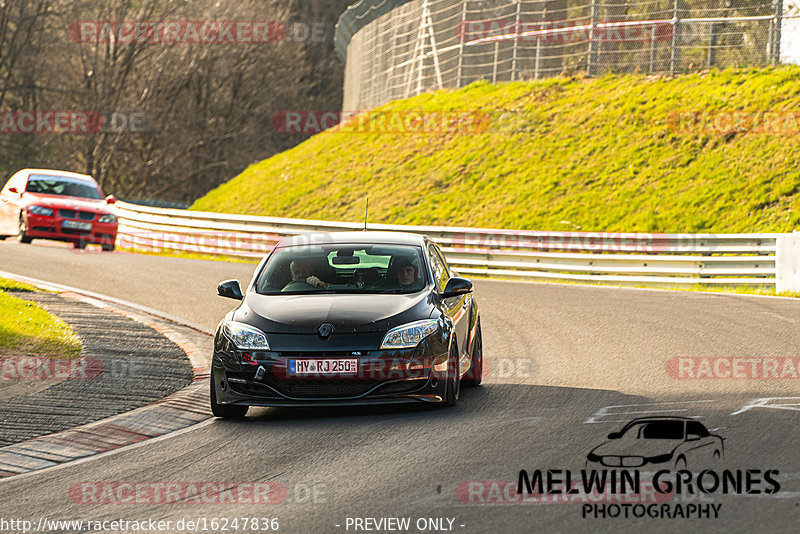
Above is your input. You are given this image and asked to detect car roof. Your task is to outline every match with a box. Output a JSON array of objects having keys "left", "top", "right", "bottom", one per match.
[
  {"left": 19, "top": 169, "right": 97, "bottom": 184},
  {"left": 622, "top": 417, "right": 699, "bottom": 425},
  {"left": 278, "top": 231, "right": 428, "bottom": 247}
]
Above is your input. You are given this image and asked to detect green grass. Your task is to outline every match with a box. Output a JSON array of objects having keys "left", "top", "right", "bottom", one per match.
[
  {"left": 0, "top": 278, "right": 38, "bottom": 292},
  {"left": 0, "top": 278, "right": 81, "bottom": 359},
  {"left": 192, "top": 67, "right": 800, "bottom": 233}
]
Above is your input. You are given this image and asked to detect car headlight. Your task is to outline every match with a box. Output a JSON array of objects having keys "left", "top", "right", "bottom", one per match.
[
  {"left": 97, "top": 214, "right": 117, "bottom": 223},
  {"left": 28, "top": 206, "right": 53, "bottom": 216},
  {"left": 380, "top": 319, "right": 438, "bottom": 349},
  {"left": 222, "top": 321, "right": 270, "bottom": 350},
  {"left": 646, "top": 453, "right": 674, "bottom": 464}
]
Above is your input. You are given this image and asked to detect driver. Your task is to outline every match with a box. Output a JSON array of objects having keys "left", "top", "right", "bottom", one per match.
[
  {"left": 393, "top": 257, "right": 421, "bottom": 290},
  {"left": 282, "top": 259, "right": 329, "bottom": 291}
]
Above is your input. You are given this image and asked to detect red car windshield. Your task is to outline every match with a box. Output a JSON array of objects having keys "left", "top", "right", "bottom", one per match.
[{"left": 26, "top": 175, "right": 102, "bottom": 200}]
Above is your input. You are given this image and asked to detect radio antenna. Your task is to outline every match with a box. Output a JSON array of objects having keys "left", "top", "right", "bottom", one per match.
[{"left": 363, "top": 198, "right": 369, "bottom": 232}]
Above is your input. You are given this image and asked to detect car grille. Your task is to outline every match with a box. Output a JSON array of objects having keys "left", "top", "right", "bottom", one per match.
[
  {"left": 600, "top": 456, "right": 645, "bottom": 468},
  {"left": 59, "top": 210, "right": 95, "bottom": 221},
  {"left": 265, "top": 377, "right": 384, "bottom": 398}
]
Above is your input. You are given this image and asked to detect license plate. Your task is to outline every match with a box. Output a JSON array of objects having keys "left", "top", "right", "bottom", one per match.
[
  {"left": 63, "top": 220, "right": 92, "bottom": 231},
  {"left": 289, "top": 358, "right": 358, "bottom": 377}
]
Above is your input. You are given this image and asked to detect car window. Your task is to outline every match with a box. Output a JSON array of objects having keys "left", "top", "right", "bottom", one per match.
[
  {"left": 687, "top": 421, "right": 710, "bottom": 437},
  {"left": 256, "top": 243, "right": 426, "bottom": 294},
  {"left": 428, "top": 244, "right": 450, "bottom": 292},
  {"left": 638, "top": 421, "right": 685, "bottom": 440},
  {"left": 25, "top": 175, "right": 102, "bottom": 200}
]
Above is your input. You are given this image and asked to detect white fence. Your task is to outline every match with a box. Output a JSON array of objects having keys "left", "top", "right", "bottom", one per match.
[{"left": 114, "top": 201, "right": 799, "bottom": 291}]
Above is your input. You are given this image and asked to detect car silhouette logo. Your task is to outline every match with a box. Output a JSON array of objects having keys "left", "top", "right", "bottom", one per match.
[
  {"left": 586, "top": 417, "right": 724, "bottom": 470},
  {"left": 317, "top": 323, "right": 335, "bottom": 338}
]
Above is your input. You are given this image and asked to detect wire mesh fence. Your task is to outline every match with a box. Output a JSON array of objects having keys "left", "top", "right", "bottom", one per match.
[{"left": 335, "top": 0, "right": 797, "bottom": 110}]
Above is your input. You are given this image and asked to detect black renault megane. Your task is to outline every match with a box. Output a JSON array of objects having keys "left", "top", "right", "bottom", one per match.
[{"left": 211, "top": 231, "right": 483, "bottom": 418}]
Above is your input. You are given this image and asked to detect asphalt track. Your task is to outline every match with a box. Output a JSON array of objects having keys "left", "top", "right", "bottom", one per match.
[{"left": 1, "top": 239, "right": 800, "bottom": 534}]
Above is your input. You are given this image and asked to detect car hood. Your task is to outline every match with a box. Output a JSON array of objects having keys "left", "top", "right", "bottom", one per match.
[
  {"left": 591, "top": 438, "right": 683, "bottom": 458},
  {"left": 236, "top": 291, "right": 434, "bottom": 334},
  {"left": 23, "top": 194, "right": 110, "bottom": 213}
]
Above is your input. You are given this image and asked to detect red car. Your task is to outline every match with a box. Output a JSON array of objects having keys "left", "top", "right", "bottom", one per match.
[{"left": 0, "top": 169, "right": 118, "bottom": 251}]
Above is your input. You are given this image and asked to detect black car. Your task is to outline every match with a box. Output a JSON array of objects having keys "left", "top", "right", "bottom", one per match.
[
  {"left": 211, "top": 231, "right": 483, "bottom": 418},
  {"left": 586, "top": 417, "right": 724, "bottom": 469}
]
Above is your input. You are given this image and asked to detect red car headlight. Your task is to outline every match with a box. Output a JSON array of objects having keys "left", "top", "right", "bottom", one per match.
[{"left": 28, "top": 205, "right": 54, "bottom": 216}]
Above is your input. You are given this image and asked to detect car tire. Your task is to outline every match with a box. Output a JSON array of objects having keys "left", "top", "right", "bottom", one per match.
[
  {"left": 210, "top": 367, "right": 248, "bottom": 419},
  {"left": 72, "top": 240, "right": 87, "bottom": 250},
  {"left": 443, "top": 344, "right": 460, "bottom": 407},
  {"left": 463, "top": 322, "right": 483, "bottom": 387},
  {"left": 17, "top": 214, "right": 32, "bottom": 244},
  {"left": 101, "top": 243, "right": 115, "bottom": 252}
]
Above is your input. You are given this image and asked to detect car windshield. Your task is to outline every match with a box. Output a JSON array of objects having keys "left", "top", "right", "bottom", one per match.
[
  {"left": 624, "top": 421, "right": 685, "bottom": 440},
  {"left": 26, "top": 175, "right": 102, "bottom": 200},
  {"left": 256, "top": 243, "right": 427, "bottom": 295}
]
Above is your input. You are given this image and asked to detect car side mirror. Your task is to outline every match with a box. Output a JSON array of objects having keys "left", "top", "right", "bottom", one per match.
[
  {"left": 441, "top": 277, "right": 473, "bottom": 298},
  {"left": 105, "top": 195, "right": 117, "bottom": 204},
  {"left": 217, "top": 280, "right": 243, "bottom": 300},
  {"left": 687, "top": 433, "right": 701, "bottom": 441},
  {"left": 607, "top": 432, "right": 622, "bottom": 440},
  {"left": 8, "top": 187, "right": 17, "bottom": 194}
]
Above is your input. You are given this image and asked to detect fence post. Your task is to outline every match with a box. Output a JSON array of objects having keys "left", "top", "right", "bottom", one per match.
[
  {"left": 511, "top": 0, "right": 522, "bottom": 80},
  {"left": 707, "top": 22, "right": 718, "bottom": 68},
  {"left": 776, "top": 233, "right": 800, "bottom": 293},
  {"left": 492, "top": 41, "right": 499, "bottom": 82},
  {"left": 587, "top": 0, "right": 599, "bottom": 75},
  {"left": 773, "top": 0, "right": 783, "bottom": 66},
  {"left": 669, "top": 0, "right": 681, "bottom": 75},
  {"left": 456, "top": 0, "right": 467, "bottom": 87},
  {"left": 535, "top": 36, "right": 542, "bottom": 79},
  {"left": 649, "top": 26, "right": 656, "bottom": 73}
]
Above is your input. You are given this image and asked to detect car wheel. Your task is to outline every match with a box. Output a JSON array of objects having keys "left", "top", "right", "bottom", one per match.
[
  {"left": 17, "top": 214, "right": 32, "bottom": 244},
  {"left": 463, "top": 321, "right": 483, "bottom": 387},
  {"left": 72, "top": 240, "right": 87, "bottom": 250},
  {"left": 443, "top": 344, "right": 460, "bottom": 407},
  {"left": 210, "top": 367, "right": 248, "bottom": 419},
  {"left": 101, "top": 243, "right": 115, "bottom": 252}
]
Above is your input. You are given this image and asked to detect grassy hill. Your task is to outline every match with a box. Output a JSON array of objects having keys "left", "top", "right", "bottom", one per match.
[{"left": 191, "top": 68, "right": 800, "bottom": 233}]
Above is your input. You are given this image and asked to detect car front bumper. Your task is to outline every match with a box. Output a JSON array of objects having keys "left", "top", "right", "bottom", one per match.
[{"left": 212, "top": 346, "right": 452, "bottom": 407}]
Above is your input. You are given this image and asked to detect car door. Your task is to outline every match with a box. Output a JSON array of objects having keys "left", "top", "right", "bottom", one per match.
[{"left": 428, "top": 242, "right": 470, "bottom": 375}]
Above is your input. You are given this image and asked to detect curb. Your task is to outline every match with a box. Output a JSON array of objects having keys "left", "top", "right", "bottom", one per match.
[{"left": 0, "top": 274, "right": 214, "bottom": 480}]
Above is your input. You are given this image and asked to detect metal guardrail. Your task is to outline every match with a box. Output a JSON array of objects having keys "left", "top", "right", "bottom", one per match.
[{"left": 114, "top": 201, "right": 784, "bottom": 288}]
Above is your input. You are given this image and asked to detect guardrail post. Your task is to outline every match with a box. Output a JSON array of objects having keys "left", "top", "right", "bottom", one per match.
[{"left": 776, "top": 233, "right": 800, "bottom": 293}]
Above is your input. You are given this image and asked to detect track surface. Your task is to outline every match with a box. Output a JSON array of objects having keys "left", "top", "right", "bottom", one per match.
[{"left": 1, "top": 240, "right": 800, "bottom": 533}]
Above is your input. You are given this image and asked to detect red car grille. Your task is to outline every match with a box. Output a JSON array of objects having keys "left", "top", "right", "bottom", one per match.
[{"left": 58, "top": 209, "right": 95, "bottom": 221}]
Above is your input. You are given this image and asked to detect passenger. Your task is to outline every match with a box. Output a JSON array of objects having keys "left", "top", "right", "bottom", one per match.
[{"left": 282, "top": 259, "right": 329, "bottom": 291}]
